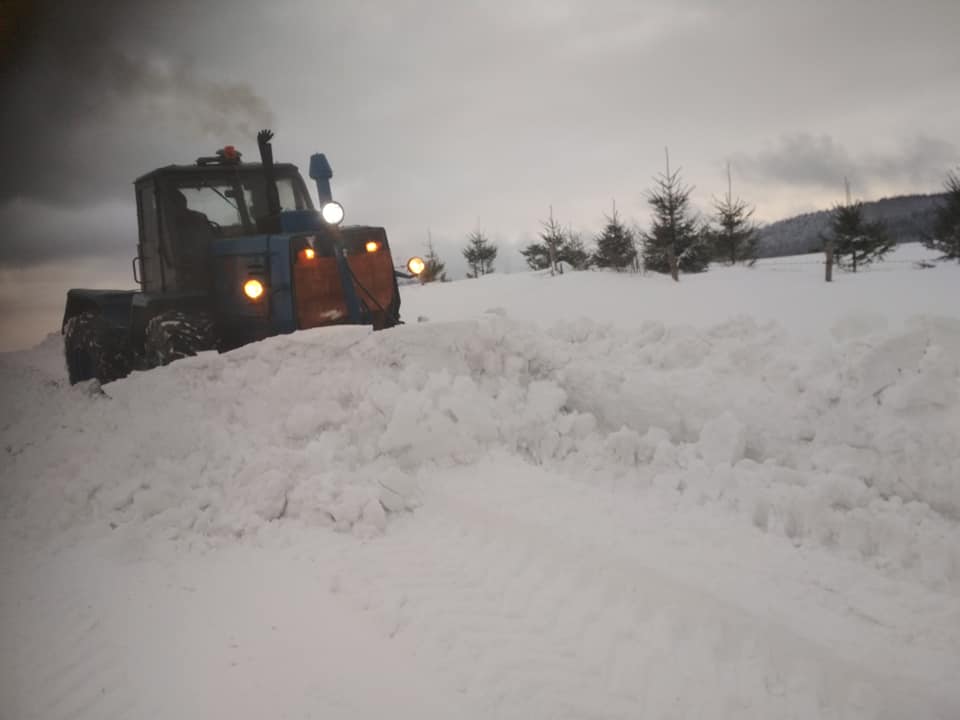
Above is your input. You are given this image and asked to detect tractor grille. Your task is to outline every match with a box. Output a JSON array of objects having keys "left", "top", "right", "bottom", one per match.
[
  {"left": 292, "top": 229, "right": 398, "bottom": 330},
  {"left": 293, "top": 257, "right": 348, "bottom": 328}
]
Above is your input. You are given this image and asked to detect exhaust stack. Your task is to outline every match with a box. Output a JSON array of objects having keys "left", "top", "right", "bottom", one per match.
[{"left": 256, "top": 129, "right": 283, "bottom": 227}]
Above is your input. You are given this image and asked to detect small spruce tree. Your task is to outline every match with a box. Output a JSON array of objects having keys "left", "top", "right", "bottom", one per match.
[
  {"left": 592, "top": 204, "right": 637, "bottom": 270},
  {"left": 520, "top": 240, "right": 551, "bottom": 271},
  {"left": 642, "top": 151, "right": 710, "bottom": 279},
  {"left": 521, "top": 208, "right": 564, "bottom": 272},
  {"left": 462, "top": 231, "right": 497, "bottom": 278},
  {"left": 824, "top": 201, "right": 893, "bottom": 273},
  {"left": 558, "top": 229, "right": 591, "bottom": 270},
  {"left": 925, "top": 170, "right": 960, "bottom": 262},
  {"left": 710, "top": 165, "right": 758, "bottom": 265},
  {"left": 420, "top": 236, "right": 448, "bottom": 283}
]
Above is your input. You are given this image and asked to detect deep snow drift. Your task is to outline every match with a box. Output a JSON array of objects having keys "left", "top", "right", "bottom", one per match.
[{"left": 1, "top": 246, "right": 959, "bottom": 719}]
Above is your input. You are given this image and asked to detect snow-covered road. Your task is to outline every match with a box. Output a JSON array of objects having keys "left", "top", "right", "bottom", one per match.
[{"left": 2, "top": 248, "right": 959, "bottom": 718}]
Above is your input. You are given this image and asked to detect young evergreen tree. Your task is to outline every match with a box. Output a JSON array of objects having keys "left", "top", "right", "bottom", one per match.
[
  {"left": 925, "top": 170, "right": 960, "bottom": 262},
  {"left": 420, "top": 236, "right": 448, "bottom": 283},
  {"left": 592, "top": 204, "right": 637, "bottom": 270},
  {"left": 558, "top": 229, "right": 591, "bottom": 270},
  {"left": 642, "top": 151, "right": 710, "bottom": 279},
  {"left": 519, "top": 240, "right": 551, "bottom": 271},
  {"left": 462, "top": 231, "right": 497, "bottom": 278},
  {"left": 520, "top": 208, "right": 564, "bottom": 272},
  {"left": 710, "top": 165, "right": 758, "bottom": 265},
  {"left": 824, "top": 200, "right": 893, "bottom": 273},
  {"left": 542, "top": 209, "right": 563, "bottom": 274}
]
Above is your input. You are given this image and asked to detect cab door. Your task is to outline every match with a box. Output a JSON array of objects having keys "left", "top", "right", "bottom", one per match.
[{"left": 135, "top": 180, "right": 165, "bottom": 292}]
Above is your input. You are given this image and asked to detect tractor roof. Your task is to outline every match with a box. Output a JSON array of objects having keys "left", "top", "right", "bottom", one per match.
[{"left": 134, "top": 162, "right": 301, "bottom": 185}]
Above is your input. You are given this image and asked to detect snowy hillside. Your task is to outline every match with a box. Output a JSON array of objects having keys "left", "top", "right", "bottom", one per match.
[
  {"left": 757, "top": 193, "right": 945, "bottom": 258},
  {"left": 2, "top": 247, "right": 959, "bottom": 719}
]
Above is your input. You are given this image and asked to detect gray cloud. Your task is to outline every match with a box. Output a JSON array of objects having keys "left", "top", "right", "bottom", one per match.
[
  {"left": 734, "top": 133, "right": 957, "bottom": 195},
  {"left": 0, "top": 0, "right": 273, "bottom": 208},
  {"left": 0, "top": 199, "right": 133, "bottom": 267}
]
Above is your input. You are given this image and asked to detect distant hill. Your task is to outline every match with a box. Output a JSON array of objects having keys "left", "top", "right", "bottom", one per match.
[{"left": 756, "top": 193, "right": 946, "bottom": 258}]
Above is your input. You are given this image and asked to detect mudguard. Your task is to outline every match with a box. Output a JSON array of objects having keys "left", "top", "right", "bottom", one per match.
[{"left": 62, "top": 289, "right": 136, "bottom": 332}]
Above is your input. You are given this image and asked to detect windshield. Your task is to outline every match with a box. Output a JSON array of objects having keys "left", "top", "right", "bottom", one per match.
[{"left": 172, "top": 173, "right": 309, "bottom": 236}]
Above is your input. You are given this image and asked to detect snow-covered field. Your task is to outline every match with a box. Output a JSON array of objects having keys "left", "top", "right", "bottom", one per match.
[{"left": 2, "top": 245, "right": 959, "bottom": 719}]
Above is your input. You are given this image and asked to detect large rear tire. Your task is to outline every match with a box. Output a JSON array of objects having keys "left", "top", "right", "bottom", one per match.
[
  {"left": 63, "top": 312, "right": 132, "bottom": 385},
  {"left": 144, "top": 310, "right": 217, "bottom": 367}
]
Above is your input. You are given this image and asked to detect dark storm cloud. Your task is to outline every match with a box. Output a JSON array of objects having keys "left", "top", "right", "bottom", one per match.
[
  {"left": 0, "top": 198, "right": 133, "bottom": 267},
  {"left": 0, "top": 0, "right": 273, "bottom": 208},
  {"left": 735, "top": 134, "right": 958, "bottom": 193}
]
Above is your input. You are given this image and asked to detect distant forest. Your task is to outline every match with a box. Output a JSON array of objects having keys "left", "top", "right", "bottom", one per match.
[{"left": 756, "top": 193, "right": 946, "bottom": 258}]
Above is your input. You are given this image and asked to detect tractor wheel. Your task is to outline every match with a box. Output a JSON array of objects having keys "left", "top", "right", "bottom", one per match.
[
  {"left": 63, "top": 312, "right": 132, "bottom": 385},
  {"left": 144, "top": 310, "right": 218, "bottom": 367}
]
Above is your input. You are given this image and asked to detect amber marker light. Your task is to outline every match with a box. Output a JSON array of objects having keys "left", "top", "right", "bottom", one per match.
[
  {"left": 243, "top": 279, "right": 265, "bottom": 300},
  {"left": 365, "top": 241, "right": 379, "bottom": 253}
]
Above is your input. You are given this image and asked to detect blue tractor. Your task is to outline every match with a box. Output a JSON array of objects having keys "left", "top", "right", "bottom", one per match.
[{"left": 62, "top": 131, "right": 424, "bottom": 385}]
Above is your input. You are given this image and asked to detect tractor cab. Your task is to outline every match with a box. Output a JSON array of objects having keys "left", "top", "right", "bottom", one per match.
[
  {"left": 133, "top": 149, "right": 314, "bottom": 294},
  {"left": 62, "top": 130, "right": 423, "bottom": 386}
]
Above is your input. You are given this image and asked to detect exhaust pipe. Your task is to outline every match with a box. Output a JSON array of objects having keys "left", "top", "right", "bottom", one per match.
[{"left": 256, "top": 129, "right": 283, "bottom": 229}]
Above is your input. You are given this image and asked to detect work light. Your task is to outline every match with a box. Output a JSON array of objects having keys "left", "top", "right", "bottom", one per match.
[
  {"left": 321, "top": 201, "right": 344, "bottom": 225},
  {"left": 243, "top": 279, "right": 265, "bottom": 300},
  {"left": 407, "top": 256, "right": 425, "bottom": 275}
]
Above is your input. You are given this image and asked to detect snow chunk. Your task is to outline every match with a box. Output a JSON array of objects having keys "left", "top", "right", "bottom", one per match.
[{"left": 697, "top": 412, "right": 747, "bottom": 466}]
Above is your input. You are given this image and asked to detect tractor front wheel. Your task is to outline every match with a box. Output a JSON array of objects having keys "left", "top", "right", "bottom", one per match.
[
  {"left": 63, "top": 312, "right": 132, "bottom": 385},
  {"left": 144, "top": 310, "right": 218, "bottom": 368}
]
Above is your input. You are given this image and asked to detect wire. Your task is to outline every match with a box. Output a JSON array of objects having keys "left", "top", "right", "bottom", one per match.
[{"left": 344, "top": 260, "right": 386, "bottom": 315}]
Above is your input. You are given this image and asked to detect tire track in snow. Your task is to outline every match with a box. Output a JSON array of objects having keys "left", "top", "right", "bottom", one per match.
[
  {"left": 2, "top": 560, "right": 140, "bottom": 720},
  {"left": 334, "top": 463, "right": 957, "bottom": 719}
]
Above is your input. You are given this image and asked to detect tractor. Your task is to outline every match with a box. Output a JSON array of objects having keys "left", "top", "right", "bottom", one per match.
[{"left": 62, "top": 130, "right": 424, "bottom": 385}]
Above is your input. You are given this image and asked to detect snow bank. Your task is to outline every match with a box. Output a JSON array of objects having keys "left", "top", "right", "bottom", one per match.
[
  {"left": 402, "top": 244, "right": 959, "bottom": 338},
  {"left": 2, "top": 308, "right": 958, "bottom": 589},
  {"left": 3, "top": 250, "right": 960, "bottom": 718}
]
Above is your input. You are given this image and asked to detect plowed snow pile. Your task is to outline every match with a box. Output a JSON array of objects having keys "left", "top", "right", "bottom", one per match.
[{"left": 2, "top": 247, "right": 959, "bottom": 719}]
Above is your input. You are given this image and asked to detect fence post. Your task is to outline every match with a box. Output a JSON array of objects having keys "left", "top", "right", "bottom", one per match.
[{"left": 825, "top": 238, "right": 834, "bottom": 282}]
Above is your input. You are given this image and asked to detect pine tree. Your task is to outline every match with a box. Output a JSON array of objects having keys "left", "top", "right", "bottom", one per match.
[
  {"left": 642, "top": 151, "right": 710, "bottom": 279},
  {"left": 420, "top": 236, "right": 448, "bottom": 283},
  {"left": 558, "top": 230, "right": 590, "bottom": 270},
  {"left": 520, "top": 240, "right": 551, "bottom": 271},
  {"left": 521, "top": 207, "right": 567, "bottom": 273},
  {"left": 592, "top": 203, "right": 637, "bottom": 270},
  {"left": 925, "top": 170, "right": 960, "bottom": 262},
  {"left": 824, "top": 200, "right": 893, "bottom": 273},
  {"left": 462, "top": 231, "right": 497, "bottom": 278},
  {"left": 710, "top": 165, "right": 758, "bottom": 265}
]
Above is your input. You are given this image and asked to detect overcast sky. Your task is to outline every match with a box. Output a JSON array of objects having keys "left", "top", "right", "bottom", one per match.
[{"left": 1, "top": 0, "right": 958, "bottom": 350}]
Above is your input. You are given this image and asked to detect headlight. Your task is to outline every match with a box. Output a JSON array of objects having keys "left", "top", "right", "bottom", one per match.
[
  {"left": 243, "top": 278, "right": 265, "bottom": 300},
  {"left": 406, "top": 256, "right": 425, "bottom": 276},
  {"left": 365, "top": 241, "right": 379, "bottom": 253},
  {"left": 321, "top": 201, "right": 344, "bottom": 225}
]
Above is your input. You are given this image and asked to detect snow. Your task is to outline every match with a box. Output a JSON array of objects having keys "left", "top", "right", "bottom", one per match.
[
  {"left": 402, "top": 243, "right": 957, "bottom": 339},
  {"left": 2, "top": 245, "right": 959, "bottom": 718}
]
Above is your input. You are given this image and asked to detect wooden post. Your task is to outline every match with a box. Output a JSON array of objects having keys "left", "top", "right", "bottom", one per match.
[{"left": 825, "top": 237, "right": 834, "bottom": 282}]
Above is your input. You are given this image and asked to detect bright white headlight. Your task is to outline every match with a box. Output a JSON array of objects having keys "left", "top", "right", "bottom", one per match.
[{"left": 321, "top": 201, "right": 344, "bottom": 225}]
